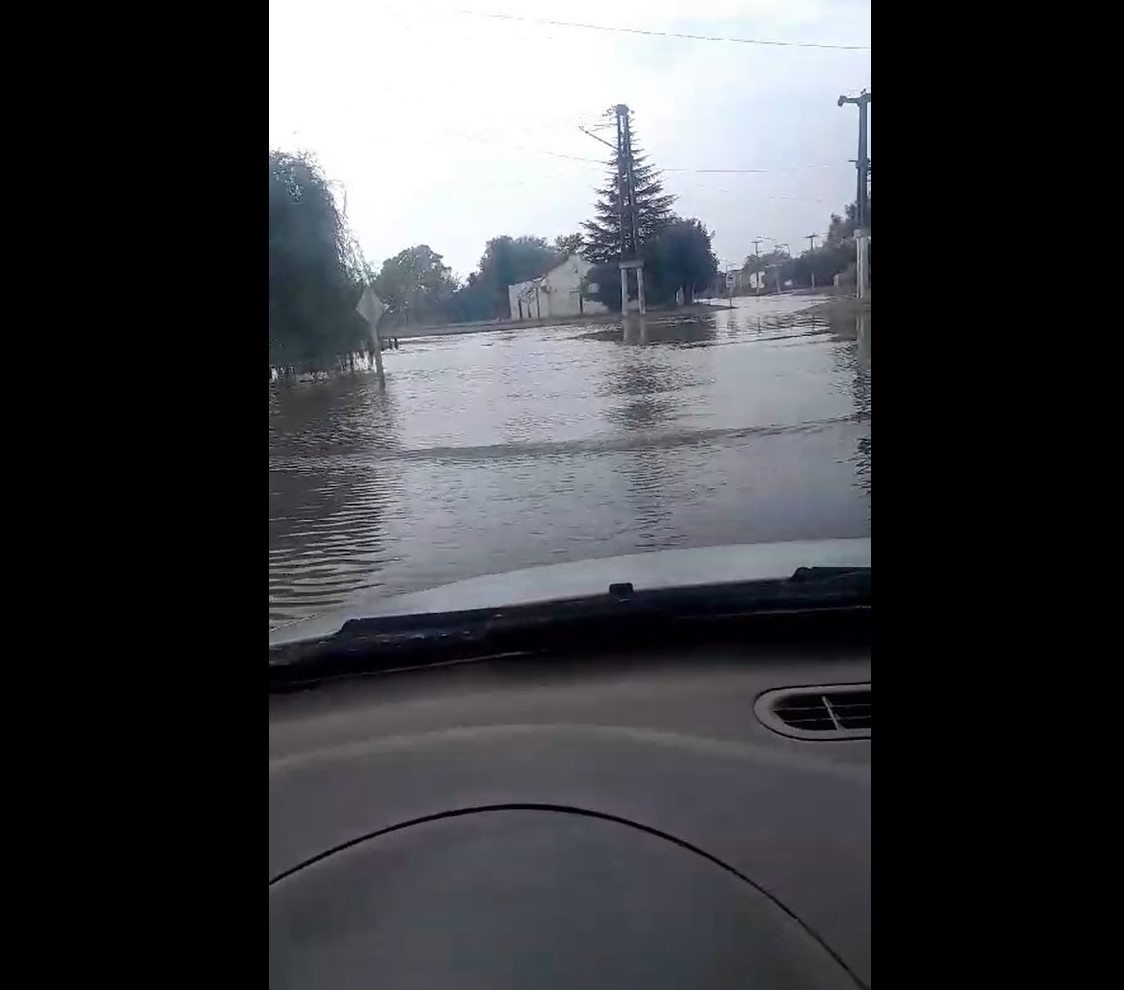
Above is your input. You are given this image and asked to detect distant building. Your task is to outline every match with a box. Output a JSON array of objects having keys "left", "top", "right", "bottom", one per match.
[
  {"left": 706, "top": 268, "right": 764, "bottom": 297},
  {"left": 741, "top": 270, "right": 765, "bottom": 292},
  {"left": 508, "top": 255, "right": 609, "bottom": 321}
]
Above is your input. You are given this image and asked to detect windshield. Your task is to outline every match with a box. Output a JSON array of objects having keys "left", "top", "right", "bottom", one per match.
[{"left": 269, "top": 2, "right": 871, "bottom": 633}]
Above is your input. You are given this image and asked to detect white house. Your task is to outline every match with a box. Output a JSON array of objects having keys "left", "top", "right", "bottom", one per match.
[{"left": 507, "top": 255, "right": 609, "bottom": 321}]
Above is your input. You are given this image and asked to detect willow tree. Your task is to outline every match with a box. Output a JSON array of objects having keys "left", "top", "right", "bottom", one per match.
[{"left": 268, "top": 150, "right": 368, "bottom": 373}]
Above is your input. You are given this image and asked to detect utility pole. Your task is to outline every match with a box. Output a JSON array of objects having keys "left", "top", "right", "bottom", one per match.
[
  {"left": 749, "top": 239, "right": 763, "bottom": 292},
  {"left": 838, "top": 89, "right": 871, "bottom": 300},
  {"left": 806, "top": 233, "right": 818, "bottom": 288},
  {"left": 621, "top": 108, "right": 640, "bottom": 263},
  {"left": 599, "top": 104, "right": 644, "bottom": 316},
  {"left": 614, "top": 107, "right": 627, "bottom": 313},
  {"left": 615, "top": 104, "right": 645, "bottom": 314},
  {"left": 769, "top": 245, "right": 789, "bottom": 294}
]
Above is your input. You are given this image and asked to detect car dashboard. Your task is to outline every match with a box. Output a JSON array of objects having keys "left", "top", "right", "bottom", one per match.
[{"left": 269, "top": 641, "right": 871, "bottom": 989}]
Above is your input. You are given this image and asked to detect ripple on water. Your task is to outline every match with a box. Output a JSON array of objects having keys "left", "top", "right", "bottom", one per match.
[{"left": 269, "top": 300, "right": 870, "bottom": 629}]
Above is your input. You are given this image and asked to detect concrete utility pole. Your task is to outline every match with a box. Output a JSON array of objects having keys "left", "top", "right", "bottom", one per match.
[
  {"left": 581, "top": 110, "right": 643, "bottom": 315},
  {"left": 614, "top": 103, "right": 645, "bottom": 314},
  {"left": 772, "top": 248, "right": 790, "bottom": 293},
  {"left": 581, "top": 105, "right": 647, "bottom": 315},
  {"left": 748, "top": 239, "right": 764, "bottom": 292},
  {"left": 621, "top": 108, "right": 640, "bottom": 262},
  {"left": 614, "top": 107, "right": 628, "bottom": 313},
  {"left": 838, "top": 89, "right": 871, "bottom": 299},
  {"left": 806, "top": 233, "right": 818, "bottom": 288}
]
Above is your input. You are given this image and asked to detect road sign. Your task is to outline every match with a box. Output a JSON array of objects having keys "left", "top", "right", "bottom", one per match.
[
  {"left": 356, "top": 285, "right": 386, "bottom": 388},
  {"left": 356, "top": 286, "right": 386, "bottom": 325}
]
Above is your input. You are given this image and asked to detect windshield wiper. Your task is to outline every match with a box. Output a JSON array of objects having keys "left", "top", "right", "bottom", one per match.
[{"left": 268, "top": 566, "right": 868, "bottom": 689}]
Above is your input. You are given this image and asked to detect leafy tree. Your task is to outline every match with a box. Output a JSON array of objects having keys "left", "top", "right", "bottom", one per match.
[
  {"left": 582, "top": 217, "right": 716, "bottom": 311},
  {"left": 553, "top": 232, "right": 584, "bottom": 257},
  {"left": 479, "top": 235, "right": 562, "bottom": 286},
  {"left": 735, "top": 196, "right": 872, "bottom": 294},
  {"left": 581, "top": 118, "right": 676, "bottom": 264},
  {"left": 446, "top": 271, "right": 494, "bottom": 323},
  {"left": 827, "top": 197, "right": 871, "bottom": 244},
  {"left": 373, "top": 244, "right": 458, "bottom": 325},
  {"left": 471, "top": 235, "right": 564, "bottom": 318},
  {"left": 827, "top": 212, "right": 851, "bottom": 245},
  {"left": 640, "top": 218, "right": 718, "bottom": 305},
  {"left": 268, "top": 150, "right": 368, "bottom": 372},
  {"left": 438, "top": 234, "right": 573, "bottom": 323},
  {"left": 847, "top": 197, "right": 872, "bottom": 232},
  {"left": 742, "top": 251, "right": 790, "bottom": 290}
]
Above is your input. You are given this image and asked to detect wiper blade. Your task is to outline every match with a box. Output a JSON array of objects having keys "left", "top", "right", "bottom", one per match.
[{"left": 268, "top": 566, "right": 869, "bottom": 688}]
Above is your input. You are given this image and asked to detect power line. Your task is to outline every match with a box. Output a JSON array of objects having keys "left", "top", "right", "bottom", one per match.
[
  {"left": 515, "top": 147, "right": 603, "bottom": 165},
  {"left": 453, "top": 9, "right": 871, "bottom": 51},
  {"left": 439, "top": 128, "right": 846, "bottom": 175},
  {"left": 436, "top": 127, "right": 605, "bottom": 165},
  {"left": 662, "top": 164, "right": 836, "bottom": 174}
]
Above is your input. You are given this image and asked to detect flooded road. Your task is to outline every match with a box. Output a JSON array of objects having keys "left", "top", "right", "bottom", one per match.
[{"left": 269, "top": 296, "right": 870, "bottom": 630}]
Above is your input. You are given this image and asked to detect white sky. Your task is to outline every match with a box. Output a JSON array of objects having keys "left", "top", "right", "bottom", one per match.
[{"left": 269, "top": 1, "right": 871, "bottom": 277}]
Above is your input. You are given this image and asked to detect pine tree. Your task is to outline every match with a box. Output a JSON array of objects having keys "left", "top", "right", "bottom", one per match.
[{"left": 581, "top": 125, "right": 676, "bottom": 264}]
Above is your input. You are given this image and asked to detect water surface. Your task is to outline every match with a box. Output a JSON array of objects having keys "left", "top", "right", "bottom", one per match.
[{"left": 269, "top": 296, "right": 870, "bottom": 629}]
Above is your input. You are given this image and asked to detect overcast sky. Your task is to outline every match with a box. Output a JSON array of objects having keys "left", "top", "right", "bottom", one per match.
[{"left": 269, "top": 1, "right": 871, "bottom": 277}]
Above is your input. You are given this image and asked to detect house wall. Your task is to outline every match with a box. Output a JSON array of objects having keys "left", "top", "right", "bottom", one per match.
[
  {"left": 508, "top": 280, "right": 535, "bottom": 320},
  {"left": 507, "top": 255, "right": 609, "bottom": 320}
]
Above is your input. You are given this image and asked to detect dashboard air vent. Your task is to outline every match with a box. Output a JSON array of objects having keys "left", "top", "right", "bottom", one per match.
[{"left": 754, "top": 684, "right": 871, "bottom": 740}]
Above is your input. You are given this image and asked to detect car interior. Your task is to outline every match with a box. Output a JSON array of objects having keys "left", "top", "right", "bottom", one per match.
[{"left": 269, "top": 617, "right": 870, "bottom": 989}]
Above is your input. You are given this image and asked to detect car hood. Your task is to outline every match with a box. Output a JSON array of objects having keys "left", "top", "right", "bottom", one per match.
[{"left": 269, "top": 538, "right": 870, "bottom": 647}]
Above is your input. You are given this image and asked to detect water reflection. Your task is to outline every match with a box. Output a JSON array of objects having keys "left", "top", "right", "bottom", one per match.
[
  {"left": 269, "top": 297, "right": 871, "bottom": 628},
  {"left": 622, "top": 315, "right": 648, "bottom": 346},
  {"left": 269, "top": 375, "right": 405, "bottom": 626},
  {"left": 622, "top": 312, "right": 719, "bottom": 346},
  {"left": 269, "top": 372, "right": 401, "bottom": 457},
  {"left": 581, "top": 312, "right": 721, "bottom": 347},
  {"left": 854, "top": 313, "right": 870, "bottom": 497},
  {"left": 268, "top": 459, "right": 403, "bottom": 626},
  {"left": 821, "top": 310, "right": 871, "bottom": 500},
  {"left": 602, "top": 358, "right": 701, "bottom": 432},
  {"left": 606, "top": 316, "right": 718, "bottom": 548}
]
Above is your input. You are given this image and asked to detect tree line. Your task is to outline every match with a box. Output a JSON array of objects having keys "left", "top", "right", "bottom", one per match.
[
  {"left": 268, "top": 151, "right": 593, "bottom": 372},
  {"left": 738, "top": 198, "right": 872, "bottom": 294},
  {"left": 373, "top": 234, "right": 580, "bottom": 331},
  {"left": 269, "top": 127, "right": 720, "bottom": 373},
  {"left": 368, "top": 124, "right": 718, "bottom": 326}
]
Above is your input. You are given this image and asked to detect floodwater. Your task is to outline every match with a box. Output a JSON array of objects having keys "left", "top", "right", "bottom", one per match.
[{"left": 269, "top": 296, "right": 870, "bottom": 630}]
